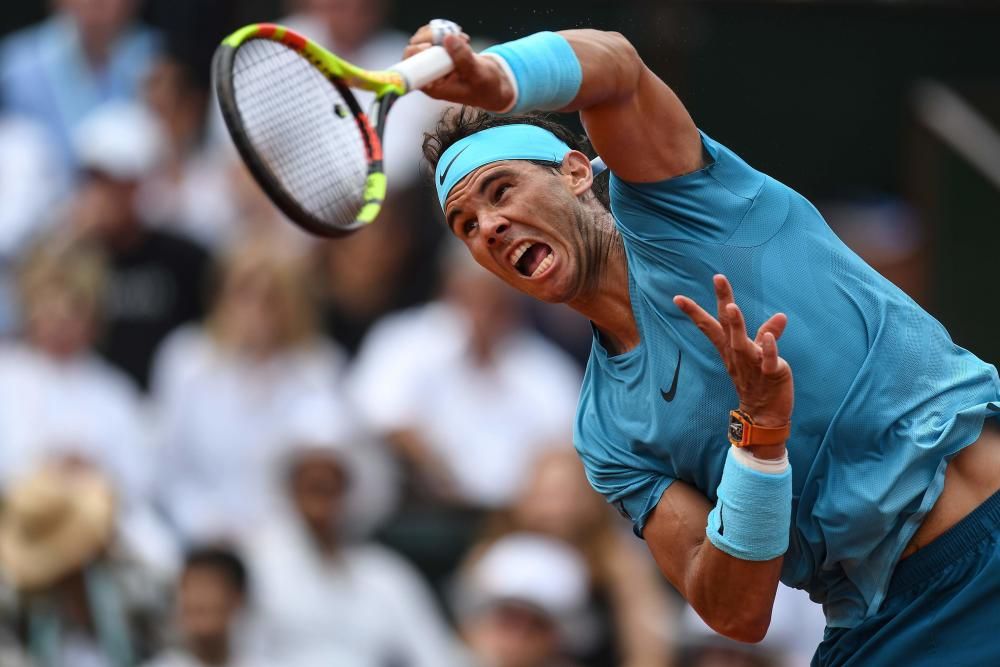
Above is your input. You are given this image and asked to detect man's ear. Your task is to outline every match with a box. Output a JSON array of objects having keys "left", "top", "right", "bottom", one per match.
[{"left": 560, "top": 150, "right": 594, "bottom": 197}]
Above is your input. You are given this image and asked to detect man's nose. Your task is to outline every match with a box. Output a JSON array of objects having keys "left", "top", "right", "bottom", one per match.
[{"left": 482, "top": 214, "right": 509, "bottom": 246}]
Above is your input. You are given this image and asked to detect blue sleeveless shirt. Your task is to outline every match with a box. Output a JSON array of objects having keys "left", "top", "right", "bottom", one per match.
[{"left": 574, "top": 131, "right": 1000, "bottom": 628}]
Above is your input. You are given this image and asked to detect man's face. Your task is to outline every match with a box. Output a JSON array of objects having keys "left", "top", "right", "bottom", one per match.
[
  {"left": 444, "top": 159, "right": 590, "bottom": 304},
  {"left": 177, "top": 567, "right": 241, "bottom": 646}
]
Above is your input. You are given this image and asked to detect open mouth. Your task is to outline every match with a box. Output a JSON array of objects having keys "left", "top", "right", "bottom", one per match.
[{"left": 510, "top": 241, "right": 554, "bottom": 278}]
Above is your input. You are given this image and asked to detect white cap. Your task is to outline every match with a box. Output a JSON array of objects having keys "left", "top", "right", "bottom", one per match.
[
  {"left": 468, "top": 533, "right": 589, "bottom": 620},
  {"left": 72, "top": 102, "right": 165, "bottom": 181},
  {"left": 278, "top": 393, "right": 401, "bottom": 536}
]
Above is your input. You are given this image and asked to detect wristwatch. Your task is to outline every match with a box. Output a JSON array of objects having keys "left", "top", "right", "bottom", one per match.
[{"left": 728, "top": 409, "right": 791, "bottom": 447}]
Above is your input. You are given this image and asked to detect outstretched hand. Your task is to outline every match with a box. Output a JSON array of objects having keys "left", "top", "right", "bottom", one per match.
[
  {"left": 674, "top": 275, "right": 794, "bottom": 431},
  {"left": 402, "top": 26, "right": 515, "bottom": 112}
]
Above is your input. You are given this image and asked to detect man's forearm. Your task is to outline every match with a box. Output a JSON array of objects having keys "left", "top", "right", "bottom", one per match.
[
  {"left": 554, "top": 29, "right": 644, "bottom": 111},
  {"left": 643, "top": 481, "right": 784, "bottom": 643},
  {"left": 687, "top": 540, "right": 784, "bottom": 642}
]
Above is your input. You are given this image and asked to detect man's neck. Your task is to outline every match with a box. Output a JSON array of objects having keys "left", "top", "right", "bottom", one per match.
[{"left": 567, "top": 210, "right": 639, "bottom": 356}]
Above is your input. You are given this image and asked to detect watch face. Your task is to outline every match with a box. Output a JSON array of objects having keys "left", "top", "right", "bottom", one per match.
[{"left": 729, "top": 419, "right": 745, "bottom": 443}]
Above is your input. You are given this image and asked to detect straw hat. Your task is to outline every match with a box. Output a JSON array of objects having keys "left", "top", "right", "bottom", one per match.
[{"left": 0, "top": 465, "right": 116, "bottom": 592}]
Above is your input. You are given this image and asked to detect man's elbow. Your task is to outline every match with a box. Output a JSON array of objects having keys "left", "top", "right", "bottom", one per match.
[
  {"left": 601, "top": 31, "right": 643, "bottom": 87},
  {"left": 701, "top": 607, "right": 772, "bottom": 644}
]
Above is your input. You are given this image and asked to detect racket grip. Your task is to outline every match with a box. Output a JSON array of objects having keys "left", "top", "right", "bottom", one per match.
[{"left": 390, "top": 46, "right": 455, "bottom": 91}]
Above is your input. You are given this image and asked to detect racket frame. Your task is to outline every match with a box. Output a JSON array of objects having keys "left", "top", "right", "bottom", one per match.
[{"left": 213, "top": 23, "right": 409, "bottom": 237}]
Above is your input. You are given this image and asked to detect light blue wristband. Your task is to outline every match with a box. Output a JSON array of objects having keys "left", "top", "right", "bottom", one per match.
[
  {"left": 706, "top": 447, "right": 792, "bottom": 561},
  {"left": 482, "top": 32, "right": 582, "bottom": 114}
]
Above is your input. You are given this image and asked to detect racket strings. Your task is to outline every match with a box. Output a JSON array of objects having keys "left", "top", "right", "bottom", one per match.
[{"left": 232, "top": 39, "right": 369, "bottom": 229}]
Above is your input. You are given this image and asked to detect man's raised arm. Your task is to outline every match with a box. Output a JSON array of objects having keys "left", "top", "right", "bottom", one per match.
[{"left": 404, "top": 27, "right": 702, "bottom": 182}]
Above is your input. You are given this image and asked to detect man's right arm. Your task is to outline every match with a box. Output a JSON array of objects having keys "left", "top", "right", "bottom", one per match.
[
  {"left": 643, "top": 479, "right": 783, "bottom": 643},
  {"left": 650, "top": 274, "right": 794, "bottom": 643}
]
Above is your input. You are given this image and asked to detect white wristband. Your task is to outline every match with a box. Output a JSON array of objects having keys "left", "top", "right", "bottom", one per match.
[
  {"left": 481, "top": 53, "right": 519, "bottom": 113},
  {"left": 730, "top": 445, "right": 789, "bottom": 475}
]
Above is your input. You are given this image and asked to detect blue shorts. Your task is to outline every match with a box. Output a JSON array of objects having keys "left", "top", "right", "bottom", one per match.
[{"left": 812, "top": 488, "right": 1000, "bottom": 666}]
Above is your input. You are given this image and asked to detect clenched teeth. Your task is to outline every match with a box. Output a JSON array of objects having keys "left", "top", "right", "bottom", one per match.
[
  {"left": 531, "top": 251, "right": 554, "bottom": 277},
  {"left": 510, "top": 240, "right": 533, "bottom": 267}
]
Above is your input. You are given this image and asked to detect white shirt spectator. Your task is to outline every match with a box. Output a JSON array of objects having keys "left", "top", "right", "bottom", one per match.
[
  {"left": 244, "top": 514, "right": 464, "bottom": 667},
  {"left": 349, "top": 303, "right": 582, "bottom": 507},
  {"left": 0, "top": 343, "right": 150, "bottom": 502},
  {"left": 151, "top": 326, "right": 348, "bottom": 544}
]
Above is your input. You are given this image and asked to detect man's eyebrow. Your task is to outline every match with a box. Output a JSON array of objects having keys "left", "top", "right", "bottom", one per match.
[
  {"left": 445, "top": 169, "right": 517, "bottom": 231},
  {"left": 478, "top": 169, "right": 515, "bottom": 196},
  {"left": 446, "top": 207, "right": 463, "bottom": 231}
]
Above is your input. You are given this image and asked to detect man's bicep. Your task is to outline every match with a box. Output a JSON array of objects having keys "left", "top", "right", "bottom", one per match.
[
  {"left": 559, "top": 29, "right": 701, "bottom": 183},
  {"left": 581, "top": 67, "right": 701, "bottom": 183},
  {"left": 641, "top": 479, "right": 713, "bottom": 597}
]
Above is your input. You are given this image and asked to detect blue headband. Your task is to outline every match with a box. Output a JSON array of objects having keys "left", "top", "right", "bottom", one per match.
[{"left": 434, "top": 124, "right": 572, "bottom": 208}]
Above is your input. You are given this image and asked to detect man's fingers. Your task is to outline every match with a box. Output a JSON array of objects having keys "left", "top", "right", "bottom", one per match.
[
  {"left": 409, "top": 25, "right": 468, "bottom": 46},
  {"left": 674, "top": 295, "right": 727, "bottom": 353},
  {"left": 402, "top": 43, "right": 431, "bottom": 59},
  {"left": 761, "top": 332, "right": 781, "bottom": 374},
  {"left": 724, "top": 302, "right": 753, "bottom": 351},
  {"left": 713, "top": 274, "right": 735, "bottom": 316},
  {"left": 755, "top": 312, "right": 788, "bottom": 345},
  {"left": 443, "top": 34, "right": 478, "bottom": 73}
]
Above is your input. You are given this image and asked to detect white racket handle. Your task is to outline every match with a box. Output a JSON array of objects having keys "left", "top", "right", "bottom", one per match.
[{"left": 389, "top": 45, "right": 455, "bottom": 91}]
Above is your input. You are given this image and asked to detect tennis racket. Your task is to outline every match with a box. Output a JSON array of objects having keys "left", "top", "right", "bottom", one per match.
[{"left": 212, "top": 21, "right": 460, "bottom": 237}]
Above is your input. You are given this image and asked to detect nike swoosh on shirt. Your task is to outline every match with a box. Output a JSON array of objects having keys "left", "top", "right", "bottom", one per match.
[
  {"left": 438, "top": 145, "right": 470, "bottom": 185},
  {"left": 660, "top": 350, "right": 682, "bottom": 402}
]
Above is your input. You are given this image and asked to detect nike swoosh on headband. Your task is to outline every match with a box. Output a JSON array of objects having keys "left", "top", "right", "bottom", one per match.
[{"left": 439, "top": 145, "right": 470, "bottom": 185}]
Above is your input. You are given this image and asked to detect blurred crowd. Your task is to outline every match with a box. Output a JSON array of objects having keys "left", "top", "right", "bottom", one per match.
[{"left": 0, "top": 1, "right": 827, "bottom": 666}]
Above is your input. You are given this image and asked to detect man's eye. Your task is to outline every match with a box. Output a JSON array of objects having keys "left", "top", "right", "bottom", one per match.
[
  {"left": 463, "top": 219, "right": 478, "bottom": 236},
  {"left": 494, "top": 184, "right": 510, "bottom": 203}
]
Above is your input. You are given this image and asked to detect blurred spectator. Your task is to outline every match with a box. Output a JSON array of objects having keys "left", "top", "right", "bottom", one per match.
[
  {"left": 349, "top": 245, "right": 581, "bottom": 508},
  {"left": 144, "top": 547, "right": 263, "bottom": 667},
  {"left": 0, "top": 237, "right": 151, "bottom": 507},
  {"left": 243, "top": 397, "right": 461, "bottom": 667},
  {"left": 0, "top": 0, "right": 161, "bottom": 177},
  {"left": 0, "top": 113, "right": 67, "bottom": 268},
  {"left": 69, "top": 101, "right": 211, "bottom": 390},
  {"left": 138, "top": 54, "right": 236, "bottom": 249},
  {"left": 454, "top": 533, "right": 589, "bottom": 667},
  {"left": 0, "top": 464, "right": 163, "bottom": 666},
  {"left": 151, "top": 241, "right": 349, "bottom": 545},
  {"left": 472, "top": 450, "right": 675, "bottom": 667},
  {"left": 316, "top": 186, "right": 442, "bottom": 355},
  {"left": 281, "top": 0, "right": 448, "bottom": 189},
  {"left": 679, "top": 584, "right": 826, "bottom": 667}
]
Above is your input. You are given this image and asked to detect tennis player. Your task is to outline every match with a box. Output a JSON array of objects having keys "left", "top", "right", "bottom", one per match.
[{"left": 403, "top": 26, "right": 1000, "bottom": 665}]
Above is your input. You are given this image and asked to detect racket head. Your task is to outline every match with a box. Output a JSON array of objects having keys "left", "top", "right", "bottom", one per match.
[{"left": 212, "top": 24, "right": 401, "bottom": 238}]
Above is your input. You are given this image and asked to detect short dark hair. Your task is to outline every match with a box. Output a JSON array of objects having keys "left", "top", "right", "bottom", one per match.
[
  {"left": 422, "top": 107, "right": 610, "bottom": 210},
  {"left": 183, "top": 546, "right": 248, "bottom": 596}
]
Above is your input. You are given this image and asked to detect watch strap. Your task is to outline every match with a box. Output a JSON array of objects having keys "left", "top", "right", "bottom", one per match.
[{"left": 728, "top": 409, "right": 790, "bottom": 447}]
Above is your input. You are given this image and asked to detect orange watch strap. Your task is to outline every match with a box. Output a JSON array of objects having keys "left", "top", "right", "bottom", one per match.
[{"left": 729, "top": 409, "right": 791, "bottom": 447}]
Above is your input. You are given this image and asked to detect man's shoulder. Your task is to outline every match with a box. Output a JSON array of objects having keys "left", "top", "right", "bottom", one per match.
[{"left": 608, "top": 130, "right": 777, "bottom": 244}]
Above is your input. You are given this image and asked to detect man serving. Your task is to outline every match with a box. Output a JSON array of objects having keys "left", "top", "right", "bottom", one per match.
[{"left": 403, "top": 25, "right": 1000, "bottom": 665}]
